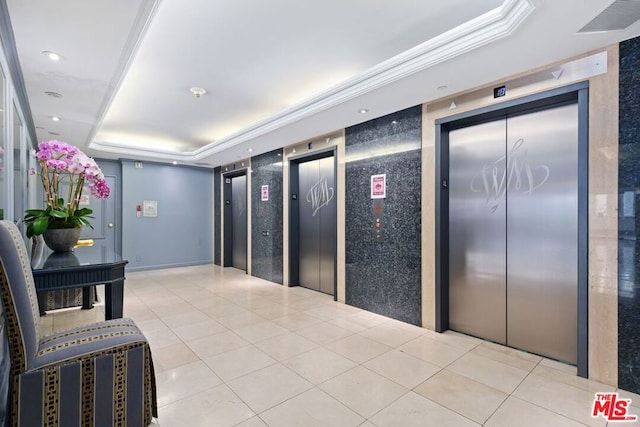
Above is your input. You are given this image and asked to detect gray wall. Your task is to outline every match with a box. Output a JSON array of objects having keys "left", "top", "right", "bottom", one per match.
[
  {"left": 122, "top": 160, "right": 213, "bottom": 271},
  {"left": 345, "top": 105, "right": 422, "bottom": 325},
  {"left": 251, "top": 150, "right": 283, "bottom": 283}
]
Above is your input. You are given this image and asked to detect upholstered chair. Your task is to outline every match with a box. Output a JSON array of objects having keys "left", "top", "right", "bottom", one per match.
[{"left": 0, "top": 221, "right": 157, "bottom": 426}]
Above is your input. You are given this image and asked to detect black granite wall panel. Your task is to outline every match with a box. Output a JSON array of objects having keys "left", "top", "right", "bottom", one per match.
[
  {"left": 619, "top": 36, "right": 640, "bottom": 393},
  {"left": 345, "top": 105, "right": 422, "bottom": 325},
  {"left": 251, "top": 150, "right": 284, "bottom": 284},
  {"left": 214, "top": 166, "right": 221, "bottom": 265}
]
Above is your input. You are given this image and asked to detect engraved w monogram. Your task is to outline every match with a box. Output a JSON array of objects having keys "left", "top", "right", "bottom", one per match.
[
  {"left": 471, "top": 138, "right": 550, "bottom": 213},
  {"left": 306, "top": 176, "right": 334, "bottom": 216}
]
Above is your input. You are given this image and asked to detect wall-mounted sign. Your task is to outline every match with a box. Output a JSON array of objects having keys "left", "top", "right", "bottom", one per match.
[
  {"left": 143, "top": 200, "right": 158, "bottom": 217},
  {"left": 371, "top": 174, "right": 386, "bottom": 199},
  {"left": 79, "top": 187, "right": 90, "bottom": 206},
  {"left": 261, "top": 185, "right": 269, "bottom": 201}
]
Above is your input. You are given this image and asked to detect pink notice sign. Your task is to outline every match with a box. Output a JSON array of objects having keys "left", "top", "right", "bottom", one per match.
[
  {"left": 371, "top": 174, "right": 386, "bottom": 199},
  {"left": 261, "top": 185, "right": 269, "bottom": 201}
]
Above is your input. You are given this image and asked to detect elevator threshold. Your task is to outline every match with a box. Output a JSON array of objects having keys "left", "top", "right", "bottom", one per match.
[{"left": 447, "top": 329, "right": 577, "bottom": 368}]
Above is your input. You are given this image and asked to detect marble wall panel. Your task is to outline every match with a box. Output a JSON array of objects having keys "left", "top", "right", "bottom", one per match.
[
  {"left": 619, "top": 36, "right": 640, "bottom": 393},
  {"left": 345, "top": 106, "right": 422, "bottom": 325},
  {"left": 251, "top": 150, "right": 284, "bottom": 284}
]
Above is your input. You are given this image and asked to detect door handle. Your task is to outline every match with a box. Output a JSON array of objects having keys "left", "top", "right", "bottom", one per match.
[{"left": 108, "top": 223, "right": 114, "bottom": 228}]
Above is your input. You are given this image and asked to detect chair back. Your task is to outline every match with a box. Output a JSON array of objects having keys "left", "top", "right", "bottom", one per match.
[{"left": 0, "top": 221, "right": 41, "bottom": 374}]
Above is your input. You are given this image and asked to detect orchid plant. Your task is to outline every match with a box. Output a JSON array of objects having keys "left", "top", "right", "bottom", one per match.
[{"left": 24, "top": 140, "right": 110, "bottom": 238}]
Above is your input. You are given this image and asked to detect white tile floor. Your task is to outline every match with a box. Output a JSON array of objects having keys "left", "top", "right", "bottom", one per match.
[{"left": 39, "top": 264, "right": 638, "bottom": 426}]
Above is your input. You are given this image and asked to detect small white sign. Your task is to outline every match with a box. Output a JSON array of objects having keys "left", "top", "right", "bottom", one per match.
[
  {"left": 143, "top": 200, "right": 158, "bottom": 217},
  {"left": 261, "top": 185, "right": 269, "bottom": 201},
  {"left": 79, "top": 186, "right": 90, "bottom": 206},
  {"left": 371, "top": 174, "right": 386, "bottom": 199}
]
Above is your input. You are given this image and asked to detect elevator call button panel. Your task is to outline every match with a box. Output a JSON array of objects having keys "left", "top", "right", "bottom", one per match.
[{"left": 373, "top": 200, "right": 384, "bottom": 242}]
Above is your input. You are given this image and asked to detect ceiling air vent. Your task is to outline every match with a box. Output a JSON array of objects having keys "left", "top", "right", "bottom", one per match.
[{"left": 579, "top": 0, "right": 640, "bottom": 32}]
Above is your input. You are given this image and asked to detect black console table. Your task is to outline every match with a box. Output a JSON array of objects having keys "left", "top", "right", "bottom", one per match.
[{"left": 30, "top": 242, "right": 128, "bottom": 320}]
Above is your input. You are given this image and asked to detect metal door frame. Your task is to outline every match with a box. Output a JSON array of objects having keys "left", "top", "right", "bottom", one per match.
[
  {"left": 222, "top": 169, "right": 248, "bottom": 270},
  {"left": 289, "top": 148, "right": 337, "bottom": 300},
  {"left": 435, "top": 82, "right": 589, "bottom": 377}
]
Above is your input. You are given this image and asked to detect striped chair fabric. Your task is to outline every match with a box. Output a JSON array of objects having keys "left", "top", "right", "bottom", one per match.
[{"left": 0, "top": 221, "right": 157, "bottom": 426}]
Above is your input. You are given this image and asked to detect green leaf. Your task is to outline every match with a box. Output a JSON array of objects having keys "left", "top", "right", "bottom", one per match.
[
  {"left": 77, "top": 217, "right": 92, "bottom": 227},
  {"left": 32, "top": 217, "right": 50, "bottom": 235},
  {"left": 26, "top": 223, "right": 34, "bottom": 238},
  {"left": 49, "top": 210, "right": 67, "bottom": 219},
  {"left": 25, "top": 209, "right": 47, "bottom": 217},
  {"left": 75, "top": 208, "right": 93, "bottom": 217},
  {"left": 56, "top": 198, "right": 65, "bottom": 208}
]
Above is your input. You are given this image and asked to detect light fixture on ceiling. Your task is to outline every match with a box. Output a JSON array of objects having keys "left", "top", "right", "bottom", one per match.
[
  {"left": 248, "top": 148, "right": 253, "bottom": 152},
  {"left": 45, "top": 91, "right": 63, "bottom": 98},
  {"left": 437, "top": 85, "right": 448, "bottom": 91},
  {"left": 42, "top": 51, "right": 62, "bottom": 61},
  {"left": 391, "top": 120, "right": 398, "bottom": 125},
  {"left": 189, "top": 87, "right": 206, "bottom": 98},
  {"left": 48, "top": 132, "right": 60, "bottom": 136},
  {"left": 49, "top": 116, "right": 60, "bottom": 121},
  {"left": 172, "top": 161, "right": 178, "bottom": 165},
  {"left": 358, "top": 109, "right": 369, "bottom": 114}
]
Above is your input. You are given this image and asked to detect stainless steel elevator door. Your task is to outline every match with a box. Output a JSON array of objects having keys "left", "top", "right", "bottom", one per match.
[
  {"left": 231, "top": 175, "right": 247, "bottom": 271},
  {"left": 506, "top": 104, "right": 578, "bottom": 364},
  {"left": 448, "top": 101, "right": 579, "bottom": 364},
  {"left": 298, "top": 157, "right": 336, "bottom": 295},
  {"left": 449, "top": 119, "right": 507, "bottom": 345}
]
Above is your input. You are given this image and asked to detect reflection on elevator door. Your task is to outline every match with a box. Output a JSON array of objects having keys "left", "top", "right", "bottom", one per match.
[
  {"left": 231, "top": 175, "right": 247, "bottom": 271},
  {"left": 298, "top": 157, "right": 336, "bottom": 295},
  {"left": 449, "top": 102, "right": 578, "bottom": 364}
]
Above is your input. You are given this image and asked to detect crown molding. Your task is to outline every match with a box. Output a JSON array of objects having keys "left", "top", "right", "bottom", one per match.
[
  {"left": 192, "top": 0, "right": 534, "bottom": 160},
  {"left": 90, "top": 0, "right": 534, "bottom": 163},
  {"left": 85, "top": 0, "right": 162, "bottom": 148},
  {"left": 0, "top": 0, "right": 38, "bottom": 147}
]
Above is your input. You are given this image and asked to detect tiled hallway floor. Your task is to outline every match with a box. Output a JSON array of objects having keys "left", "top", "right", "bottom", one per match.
[{"left": 40, "top": 265, "right": 637, "bottom": 426}]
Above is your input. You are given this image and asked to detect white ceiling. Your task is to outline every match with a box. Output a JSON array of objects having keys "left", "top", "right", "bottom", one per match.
[{"left": 6, "top": 0, "right": 640, "bottom": 167}]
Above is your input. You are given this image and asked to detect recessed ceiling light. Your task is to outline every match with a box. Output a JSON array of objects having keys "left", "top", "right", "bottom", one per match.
[
  {"left": 358, "top": 109, "right": 369, "bottom": 114},
  {"left": 248, "top": 148, "right": 253, "bottom": 152},
  {"left": 49, "top": 116, "right": 60, "bottom": 121},
  {"left": 172, "top": 161, "right": 178, "bottom": 165},
  {"left": 391, "top": 120, "right": 398, "bottom": 125},
  {"left": 48, "top": 132, "right": 60, "bottom": 136},
  {"left": 42, "top": 51, "right": 62, "bottom": 61},
  {"left": 45, "top": 91, "right": 62, "bottom": 98},
  {"left": 437, "top": 85, "right": 448, "bottom": 91},
  {"left": 35, "top": 126, "right": 44, "bottom": 130}
]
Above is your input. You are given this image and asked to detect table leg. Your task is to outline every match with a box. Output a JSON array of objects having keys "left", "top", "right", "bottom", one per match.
[
  {"left": 81, "top": 286, "right": 94, "bottom": 310},
  {"left": 105, "top": 279, "right": 124, "bottom": 320},
  {"left": 37, "top": 292, "right": 46, "bottom": 316}
]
